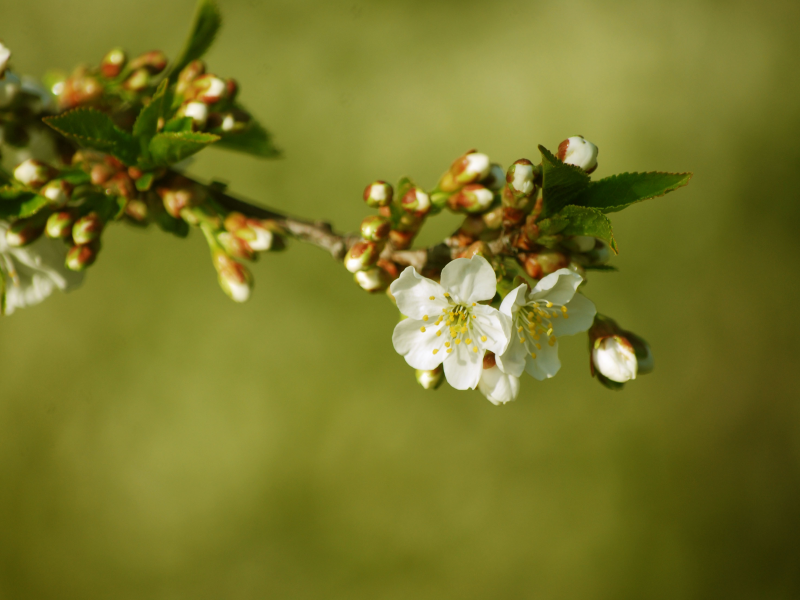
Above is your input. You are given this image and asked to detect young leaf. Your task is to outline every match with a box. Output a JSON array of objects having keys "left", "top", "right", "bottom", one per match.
[
  {"left": 147, "top": 131, "right": 220, "bottom": 167},
  {"left": 0, "top": 187, "right": 49, "bottom": 219},
  {"left": 169, "top": 0, "right": 222, "bottom": 82},
  {"left": 539, "top": 145, "right": 590, "bottom": 218},
  {"left": 215, "top": 121, "right": 280, "bottom": 158},
  {"left": 163, "top": 117, "right": 194, "bottom": 133},
  {"left": 572, "top": 171, "right": 693, "bottom": 214},
  {"left": 557, "top": 205, "right": 618, "bottom": 253},
  {"left": 44, "top": 108, "right": 139, "bottom": 166},
  {"left": 132, "top": 80, "right": 173, "bottom": 146}
]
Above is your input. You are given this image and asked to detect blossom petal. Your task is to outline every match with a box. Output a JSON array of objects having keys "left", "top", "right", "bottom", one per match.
[
  {"left": 530, "top": 268, "right": 582, "bottom": 306},
  {"left": 471, "top": 304, "right": 511, "bottom": 355},
  {"left": 499, "top": 283, "right": 527, "bottom": 317},
  {"left": 524, "top": 338, "right": 561, "bottom": 380},
  {"left": 478, "top": 365, "right": 520, "bottom": 405},
  {"left": 440, "top": 255, "right": 497, "bottom": 303},
  {"left": 390, "top": 266, "right": 448, "bottom": 320},
  {"left": 443, "top": 339, "right": 483, "bottom": 390},
  {"left": 551, "top": 293, "right": 596, "bottom": 337},
  {"left": 496, "top": 329, "right": 528, "bottom": 377},
  {"left": 392, "top": 318, "right": 446, "bottom": 370}
]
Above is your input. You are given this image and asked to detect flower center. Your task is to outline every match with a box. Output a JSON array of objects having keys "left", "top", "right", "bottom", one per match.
[
  {"left": 424, "top": 295, "right": 487, "bottom": 356},
  {"left": 516, "top": 300, "right": 568, "bottom": 358}
]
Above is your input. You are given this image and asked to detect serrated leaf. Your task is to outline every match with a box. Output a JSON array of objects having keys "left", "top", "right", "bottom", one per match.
[
  {"left": 163, "top": 117, "right": 194, "bottom": 133},
  {"left": 539, "top": 145, "right": 590, "bottom": 218},
  {"left": 169, "top": 0, "right": 222, "bottom": 82},
  {"left": 133, "top": 80, "right": 172, "bottom": 148},
  {"left": 147, "top": 131, "right": 219, "bottom": 167},
  {"left": 573, "top": 171, "right": 692, "bottom": 214},
  {"left": 44, "top": 108, "right": 139, "bottom": 166},
  {"left": 557, "top": 205, "right": 618, "bottom": 253},
  {"left": 215, "top": 121, "right": 279, "bottom": 158},
  {"left": 535, "top": 215, "right": 569, "bottom": 235}
]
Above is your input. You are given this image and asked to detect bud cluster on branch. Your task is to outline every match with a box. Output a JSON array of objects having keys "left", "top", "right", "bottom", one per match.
[{"left": 0, "top": 0, "right": 691, "bottom": 404}]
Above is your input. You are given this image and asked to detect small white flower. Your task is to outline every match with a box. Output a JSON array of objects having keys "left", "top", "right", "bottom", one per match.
[
  {"left": 183, "top": 101, "right": 208, "bottom": 128},
  {"left": 391, "top": 255, "right": 511, "bottom": 390},
  {"left": 557, "top": 136, "right": 598, "bottom": 173},
  {"left": 461, "top": 152, "right": 491, "bottom": 181},
  {"left": 497, "top": 268, "right": 596, "bottom": 380},
  {"left": 0, "top": 221, "right": 84, "bottom": 315},
  {"left": 478, "top": 364, "right": 520, "bottom": 405},
  {"left": 593, "top": 336, "right": 637, "bottom": 382}
]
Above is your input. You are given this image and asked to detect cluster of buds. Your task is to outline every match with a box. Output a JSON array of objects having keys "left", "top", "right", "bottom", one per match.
[
  {"left": 174, "top": 60, "right": 247, "bottom": 133},
  {"left": 588, "top": 315, "right": 653, "bottom": 389},
  {"left": 346, "top": 184, "right": 395, "bottom": 292}
]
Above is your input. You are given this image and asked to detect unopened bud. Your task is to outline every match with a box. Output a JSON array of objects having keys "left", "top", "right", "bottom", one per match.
[
  {"left": 449, "top": 183, "right": 494, "bottom": 213},
  {"left": 100, "top": 48, "right": 126, "bottom": 78},
  {"left": 66, "top": 241, "right": 100, "bottom": 271},
  {"left": 518, "top": 250, "right": 569, "bottom": 279},
  {"left": 182, "top": 101, "right": 208, "bottom": 129},
  {"left": 158, "top": 178, "right": 200, "bottom": 218},
  {"left": 190, "top": 74, "right": 227, "bottom": 104},
  {"left": 123, "top": 68, "right": 150, "bottom": 92},
  {"left": 5, "top": 216, "right": 46, "bottom": 247},
  {"left": 106, "top": 172, "right": 135, "bottom": 199},
  {"left": 388, "top": 229, "right": 415, "bottom": 250},
  {"left": 72, "top": 212, "right": 103, "bottom": 245},
  {"left": 482, "top": 206, "right": 503, "bottom": 229},
  {"left": 354, "top": 266, "right": 391, "bottom": 293},
  {"left": 213, "top": 251, "right": 252, "bottom": 303},
  {"left": 415, "top": 366, "right": 444, "bottom": 390},
  {"left": 589, "top": 316, "right": 653, "bottom": 388},
  {"left": 245, "top": 219, "right": 275, "bottom": 251},
  {"left": 41, "top": 180, "right": 71, "bottom": 207},
  {"left": 0, "top": 42, "right": 10, "bottom": 77},
  {"left": 90, "top": 163, "right": 114, "bottom": 185},
  {"left": 360, "top": 215, "right": 391, "bottom": 242},
  {"left": 176, "top": 60, "right": 205, "bottom": 95},
  {"left": 344, "top": 240, "right": 381, "bottom": 273},
  {"left": 129, "top": 50, "right": 168, "bottom": 74},
  {"left": 557, "top": 136, "right": 598, "bottom": 173},
  {"left": 46, "top": 211, "right": 75, "bottom": 239},
  {"left": 506, "top": 159, "right": 536, "bottom": 199},
  {"left": 14, "top": 159, "right": 54, "bottom": 188},
  {"left": 440, "top": 150, "right": 491, "bottom": 192},
  {"left": 363, "top": 181, "right": 393, "bottom": 208},
  {"left": 217, "top": 231, "right": 254, "bottom": 260},
  {"left": 457, "top": 240, "right": 491, "bottom": 259},
  {"left": 124, "top": 199, "right": 148, "bottom": 222},
  {"left": 400, "top": 187, "right": 431, "bottom": 214},
  {"left": 58, "top": 71, "right": 103, "bottom": 109}
]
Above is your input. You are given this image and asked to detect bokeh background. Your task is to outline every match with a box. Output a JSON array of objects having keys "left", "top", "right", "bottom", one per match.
[{"left": 2, "top": 0, "right": 800, "bottom": 598}]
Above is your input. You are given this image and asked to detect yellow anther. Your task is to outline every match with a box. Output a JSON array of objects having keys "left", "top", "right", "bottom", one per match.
[
  {"left": 473, "top": 346, "right": 478, "bottom": 353},
  {"left": 449, "top": 315, "right": 455, "bottom": 322},
  {"left": 466, "top": 338, "right": 472, "bottom": 344},
  {"left": 429, "top": 296, "right": 435, "bottom": 300},
  {"left": 447, "top": 348, "right": 452, "bottom": 354},
  {"left": 561, "top": 305, "right": 568, "bottom": 313},
  {"left": 536, "top": 343, "right": 541, "bottom": 350},
  {"left": 472, "top": 302, "right": 476, "bottom": 307},
  {"left": 481, "top": 336, "right": 487, "bottom": 342},
  {"left": 423, "top": 315, "right": 429, "bottom": 321},
  {"left": 460, "top": 326, "right": 467, "bottom": 333},
  {"left": 432, "top": 348, "right": 439, "bottom": 355},
  {"left": 517, "top": 325, "right": 523, "bottom": 332},
  {"left": 451, "top": 331, "right": 457, "bottom": 338},
  {"left": 527, "top": 312, "right": 534, "bottom": 320},
  {"left": 564, "top": 314, "right": 569, "bottom": 319},
  {"left": 444, "top": 293, "right": 450, "bottom": 297},
  {"left": 442, "top": 308, "right": 448, "bottom": 313},
  {"left": 471, "top": 314, "right": 476, "bottom": 319},
  {"left": 519, "top": 337, "right": 525, "bottom": 344},
  {"left": 530, "top": 352, "right": 537, "bottom": 359},
  {"left": 455, "top": 339, "right": 461, "bottom": 345},
  {"left": 546, "top": 328, "right": 553, "bottom": 336},
  {"left": 420, "top": 326, "right": 426, "bottom": 332},
  {"left": 445, "top": 342, "right": 450, "bottom": 347},
  {"left": 546, "top": 301, "right": 553, "bottom": 308},
  {"left": 436, "top": 330, "right": 442, "bottom": 337}
]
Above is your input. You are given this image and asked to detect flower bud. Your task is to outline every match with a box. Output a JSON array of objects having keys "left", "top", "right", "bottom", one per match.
[
  {"left": 354, "top": 266, "right": 391, "bottom": 293},
  {"left": 100, "top": 48, "right": 126, "bottom": 78},
  {"left": 505, "top": 159, "right": 537, "bottom": 199},
  {"left": 439, "top": 150, "right": 491, "bottom": 192},
  {"left": 456, "top": 240, "right": 491, "bottom": 260},
  {"left": 190, "top": 74, "right": 227, "bottom": 104},
  {"left": 58, "top": 70, "right": 103, "bottom": 109},
  {"left": 125, "top": 199, "right": 148, "bottom": 222},
  {"left": 557, "top": 136, "right": 598, "bottom": 173},
  {"left": 90, "top": 163, "right": 114, "bottom": 185},
  {"left": 416, "top": 366, "right": 444, "bottom": 390},
  {"left": 363, "top": 181, "right": 393, "bottom": 208},
  {"left": 360, "top": 215, "right": 391, "bottom": 242},
  {"left": 128, "top": 50, "right": 168, "bottom": 74},
  {"left": 592, "top": 336, "right": 637, "bottom": 383},
  {"left": 182, "top": 101, "right": 208, "bottom": 129},
  {"left": 105, "top": 171, "right": 135, "bottom": 199},
  {"left": 176, "top": 60, "right": 205, "bottom": 95},
  {"left": 213, "top": 251, "right": 252, "bottom": 303},
  {"left": 482, "top": 206, "right": 503, "bottom": 229},
  {"left": 157, "top": 177, "right": 201, "bottom": 219},
  {"left": 344, "top": 240, "right": 381, "bottom": 273},
  {"left": 123, "top": 68, "right": 149, "bottom": 92},
  {"left": 5, "top": 216, "right": 46, "bottom": 247},
  {"left": 14, "top": 159, "right": 54, "bottom": 188},
  {"left": 246, "top": 219, "right": 275, "bottom": 251},
  {"left": 66, "top": 241, "right": 100, "bottom": 271},
  {"left": 400, "top": 187, "right": 431, "bottom": 214},
  {"left": 46, "top": 211, "right": 75, "bottom": 239},
  {"left": 518, "top": 250, "right": 569, "bottom": 280},
  {"left": 72, "top": 212, "right": 103, "bottom": 245},
  {"left": 217, "top": 231, "right": 254, "bottom": 260},
  {"left": 41, "top": 180, "right": 71, "bottom": 207},
  {"left": 449, "top": 184, "right": 494, "bottom": 213},
  {"left": 388, "top": 229, "right": 415, "bottom": 250},
  {"left": 0, "top": 42, "right": 11, "bottom": 77}
]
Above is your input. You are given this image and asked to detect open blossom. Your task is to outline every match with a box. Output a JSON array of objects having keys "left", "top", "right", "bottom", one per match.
[
  {"left": 478, "top": 353, "right": 520, "bottom": 405},
  {"left": 496, "top": 268, "right": 596, "bottom": 380},
  {"left": 0, "top": 221, "right": 84, "bottom": 314},
  {"left": 391, "top": 255, "right": 511, "bottom": 390}
]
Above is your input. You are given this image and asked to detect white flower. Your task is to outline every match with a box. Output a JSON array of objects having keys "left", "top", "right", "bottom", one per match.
[
  {"left": 391, "top": 255, "right": 511, "bottom": 390},
  {"left": 497, "top": 268, "right": 596, "bottom": 380},
  {"left": 593, "top": 336, "right": 637, "bottom": 382},
  {"left": 0, "top": 221, "right": 84, "bottom": 315},
  {"left": 557, "top": 136, "right": 598, "bottom": 173},
  {"left": 478, "top": 364, "right": 520, "bottom": 405},
  {"left": 183, "top": 101, "right": 208, "bottom": 128}
]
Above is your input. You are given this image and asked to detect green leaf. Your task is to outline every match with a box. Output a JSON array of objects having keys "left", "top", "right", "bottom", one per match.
[
  {"left": 163, "top": 117, "right": 194, "bottom": 133},
  {"left": 43, "top": 108, "right": 139, "bottom": 166},
  {"left": 135, "top": 172, "right": 155, "bottom": 192},
  {"left": 584, "top": 264, "right": 618, "bottom": 272},
  {"left": 169, "top": 0, "right": 222, "bottom": 82},
  {"left": 557, "top": 205, "right": 618, "bottom": 254},
  {"left": 132, "top": 80, "right": 173, "bottom": 149},
  {"left": 539, "top": 145, "right": 590, "bottom": 218},
  {"left": 0, "top": 186, "right": 50, "bottom": 219},
  {"left": 215, "top": 121, "right": 280, "bottom": 159},
  {"left": 572, "top": 171, "right": 693, "bottom": 214},
  {"left": 56, "top": 169, "right": 91, "bottom": 185},
  {"left": 156, "top": 212, "right": 190, "bottom": 238},
  {"left": 147, "top": 131, "right": 220, "bottom": 167}
]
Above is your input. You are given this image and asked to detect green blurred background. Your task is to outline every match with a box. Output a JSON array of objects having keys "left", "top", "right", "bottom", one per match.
[{"left": 2, "top": 0, "right": 800, "bottom": 598}]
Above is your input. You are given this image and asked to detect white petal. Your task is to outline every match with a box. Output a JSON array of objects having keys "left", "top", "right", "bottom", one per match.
[
  {"left": 525, "top": 338, "right": 561, "bottom": 380},
  {"left": 593, "top": 337, "right": 637, "bottom": 382},
  {"left": 442, "top": 339, "right": 483, "bottom": 390},
  {"left": 499, "top": 283, "right": 527, "bottom": 317},
  {"left": 530, "top": 268, "right": 582, "bottom": 306},
  {"left": 551, "top": 293, "right": 596, "bottom": 337},
  {"left": 392, "top": 317, "right": 446, "bottom": 371},
  {"left": 440, "top": 255, "right": 497, "bottom": 303},
  {"left": 390, "top": 266, "right": 448, "bottom": 320},
  {"left": 478, "top": 366, "right": 521, "bottom": 405},
  {"left": 471, "top": 304, "right": 511, "bottom": 355},
  {"left": 495, "top": 326, "right": 528, "bottom": 377}
]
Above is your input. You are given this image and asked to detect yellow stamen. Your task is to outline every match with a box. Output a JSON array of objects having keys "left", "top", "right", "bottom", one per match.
[
  {"left": 517, "top": 325, "right": 523, "bottom": 332},
  {"left": 445, "top": 342, "right": 450, "bottom": 347},
  {"left": 531, "top": 352, "right": 537, "bottom": 359},
  {"left": 546, "top": 301, "right": 553, "bottom": 308},
  {"left": 429, "top": 296, "right": 435, "bottom": 300},
  {"left": 536, "top": 343, "right": 541, "bottom": 350},
  {"left": 481, "top": 336, "right": 487, "bottom": 342},
  {"left": 549, "top": 337, "right": 556, "bottom": 346},
  {"left": 423, "top": 315, "right": 428, "bottom": 321},
  {"left": 527, "top": 312, "right": 534, "bottom": 320},
  {"left": 473, "top": 346, "right": 478, "bottom": 353},
  {"left": 465, "top": 338, "right": 472, "bottom": 344},
  {"left": 471, "top": 314, "right": 476, "bottom": 319},
  {"left": 472, "top": 302, "right": 476, "bottom": 307},
  {"left": 447, "top": 348, "right": 452, "bottom": 354},
  {"left": 432, "top": 349, "right": 439, "bottom": 355},
  {"left": 561, "top": 305, "right": 568, "bottom": 313},
  {"left": 444, "top": 292, "right": 450, "bottom": 297},
  {"left": 436, "top": 330, "right": 442, "bottom": 337},
  {"left": 519, "top": 337, "right": 525, "bottom": 343},
  {"left": 455, "top": 339, "right": 461, "bottom": 345},
  {"left": 420, "top": 326, "right": 426, "bottom": 332},
  {"left": 451, "top": 331, "right": 457, "bottom": 338},
  {"left": 460, "top": 326, "right": 467, "bottom": 333}
]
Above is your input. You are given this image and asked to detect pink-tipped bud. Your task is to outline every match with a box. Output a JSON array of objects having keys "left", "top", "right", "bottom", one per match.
[
  {"left": 90, "top": 163, "right": 114, "bottom": 185},
  {"left": 0, "top": 42, "right": 11, "bottom": 77},
  {"left": 415, "top": 365, "right": 444, "bottom": 390},
  {"left": 190, "top": 74, "right": 227, "bottom": 104},
  {"left": 66, "top": 242, "right": 100, "bottom": 271},
  {"left": 41, "top": 180, "right": 72, "bottom": 207},
  {"left": 123, "top": 68, "right": 150, "bottom": 92},
  {"left": 439, "top": 150, "right": 491, "bottom": 192},
  {"left": 449, "top": 183, "right": 494, "bottom": 213},
  {"left": 129, "top": 50, "right": 168, "bottom": 74},
  {"left": 400, "top": 186, "right": 431, "bottom": 214},
  {"left": 360, "top": 215, "right": 391, "bottom": 242},
  {"left": 46, "top": 211, "right": 75, "bottom": 239},
  {"left": 363, "top": 181, "right": 393, "bottom": 208},
  {"left": 5, "top": 218, "right": 45, "bottom": 247},
  {"left": 182, "top": 101, "right": 208, "bottom": 129},
  {"left": 217, "top": 231, "right": 255, "bottom": 260},
  {"left": 125, "top": 199, "right": 148, "bottom": 222},
  {"left": 13, "top": 159, "right": 54, "bottom": 188},
  {"left": 157, "top": 178, "right": 201, "bottom": 219},
  {"left": 176, "top": 60, "right": 205, "bottom": 95},
  {"left": 344, "top": 240, "right": 381, "bottom": 273},
  {"left": 213, "top": 251, "right": 253, "bottom": 303},
  {"left": 105, "top": 172, "right": 135, "bottom": 199},
  {"left": 505, "top": 159, "right": 536, "bottom": 198},
  {"left": 557, "top": 136, "right": 598, "bottom": 173},
  {"left": 100, "top": 48, "right": 126, "bottom": 78},
  {"left": 354, "top": 266, "right": 391, "bottom": 293},
  {"left": 58, "top": 71, "right": 103, "bottom": 109},
  {"left": 72, "top": 212, "right": 103, "bottom": 245},
  {"left": 518, "top": 250, "right": 569, "bottom": 280}
]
